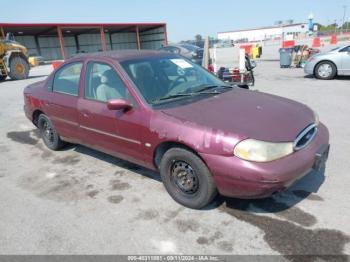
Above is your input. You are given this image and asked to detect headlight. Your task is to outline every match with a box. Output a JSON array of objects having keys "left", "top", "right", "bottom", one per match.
[{"left": 234, "top": 139, "right": 294, "bottom": 162}]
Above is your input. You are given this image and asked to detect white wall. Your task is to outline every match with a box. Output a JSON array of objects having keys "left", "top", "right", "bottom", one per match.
[
  {"left": 140, "top": 27, "right": 165, "bottom": 49},
  {"left": 218, "top": 27, "right": 282, "bottom": 42},
  {"left": 218, "top": 24, "right": 308, "bottom": 42},
  {"left": 15, "top": 35, "right": 38, "bottom": 56},
  {"left": 111, "top": 32, "right": 137, "bottom": 50},
  {"left": 11, "top": 25, "right": 166, "bottom": 61}
]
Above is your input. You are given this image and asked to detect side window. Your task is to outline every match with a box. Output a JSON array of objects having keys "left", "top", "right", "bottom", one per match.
[
  {"left": 84, "top": 62, "right": 129, "bottom": 102},
  {"left": 53, "top": 62, "right": 82, "bottom": 96},
  {"left": 340, "top": 45, "right": 350, "bottom": 52}
]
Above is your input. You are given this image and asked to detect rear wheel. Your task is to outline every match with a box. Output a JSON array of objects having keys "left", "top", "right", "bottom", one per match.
[
  {"left": 159, "top": 148, "right": 217, "bottom": 209},
  {"left": 8, "top": 56, "right": 30, "bottom": 80},
  {"left": 38, "top": 114, "right": 65, "bottom": 150},
  {"left": 0, "top": 75, "right": 6, "bottom": 81},
  {"left": 314, "top": 61, "right": 336, "bottom": 80}
]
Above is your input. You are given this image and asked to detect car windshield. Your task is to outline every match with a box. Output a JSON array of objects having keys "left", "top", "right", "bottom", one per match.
[{"left": 121, "top": 56, "right": 228, "bottom": 105}]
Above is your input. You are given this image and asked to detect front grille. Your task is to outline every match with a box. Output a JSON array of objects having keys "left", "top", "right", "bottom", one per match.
[{"left": 293, "top": 124, "right": 318, "bottom": 151}]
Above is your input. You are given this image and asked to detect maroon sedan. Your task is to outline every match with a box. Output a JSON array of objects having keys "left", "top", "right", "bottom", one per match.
[{"left": 23, "top": 50, "right": 329, "bottom": 209}]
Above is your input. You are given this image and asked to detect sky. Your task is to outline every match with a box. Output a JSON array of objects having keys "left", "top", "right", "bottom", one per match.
[{"left": 1, "top": 0, "right": 349, "bottom": 42}]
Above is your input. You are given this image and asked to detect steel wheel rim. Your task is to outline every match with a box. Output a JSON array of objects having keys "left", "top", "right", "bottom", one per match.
[
  {"left": 171, "top": 161, "right": 199, "bottom": 194},
  {"left": 15, "top": 63, "right": 25, "bottom": 75},
  {"left": 42, "top": 120, "right": 54, "bottom": 145},
  {"left": 318, "top": 64, "right": 332, "bottom": 78}
]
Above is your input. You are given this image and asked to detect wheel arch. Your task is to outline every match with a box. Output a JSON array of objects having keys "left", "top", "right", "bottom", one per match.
[
  {"left": 8, "top": 51, "right": 29, "bottom": 63},
  {"left": 32, "top": 109, "right": 45, "bottom": 126},
  {"left": 153, "top": 141, "right": 207, "bottom": 170},
  {"left": 314, "top": 60, "right": 338, "bottom": 76}
]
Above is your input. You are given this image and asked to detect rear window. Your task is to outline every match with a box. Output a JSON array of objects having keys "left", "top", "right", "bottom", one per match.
[{"left": 52, "top": 62, "right": 83, "bottom": 96}]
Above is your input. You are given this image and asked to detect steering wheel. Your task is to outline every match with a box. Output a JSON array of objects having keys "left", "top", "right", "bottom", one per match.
[{"left": 170, "top": 76, "right": 188, "bottom": 89}]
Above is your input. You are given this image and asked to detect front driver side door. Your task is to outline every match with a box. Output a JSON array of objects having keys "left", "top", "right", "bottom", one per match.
[{"left": 77, "top": 60, "right": 144, "bottom": 165}]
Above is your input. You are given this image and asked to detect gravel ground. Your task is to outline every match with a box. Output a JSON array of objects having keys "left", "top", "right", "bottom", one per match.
[{"left": 0, "top": 62, "right": 349, "bottom": 260}]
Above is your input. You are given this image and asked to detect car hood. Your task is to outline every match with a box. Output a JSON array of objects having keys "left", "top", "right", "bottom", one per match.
[{"left": 161, "top": 89, "right": 315, "bottom": 142}]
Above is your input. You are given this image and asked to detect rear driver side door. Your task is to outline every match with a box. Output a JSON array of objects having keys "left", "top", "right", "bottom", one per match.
[{"left": 46, "top": 61, "right": 83, "bottom": 142}]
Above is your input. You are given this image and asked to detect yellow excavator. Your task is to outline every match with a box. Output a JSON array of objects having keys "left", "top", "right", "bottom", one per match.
[{"left": 0, "top": 32, "right": 30, "bottom": 81}]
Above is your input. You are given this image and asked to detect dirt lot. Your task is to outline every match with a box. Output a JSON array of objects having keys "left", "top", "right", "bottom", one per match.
[{"left": 0, "top": 62, "right": 349, "bottom": 259}]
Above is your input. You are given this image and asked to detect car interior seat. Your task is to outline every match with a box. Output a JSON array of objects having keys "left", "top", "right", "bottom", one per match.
[
  {"left": 96, "top": 69, "right": 124, "bottom": 102},
  {"left": 135, "top": 65, "right": 160, "bottom": 102}
]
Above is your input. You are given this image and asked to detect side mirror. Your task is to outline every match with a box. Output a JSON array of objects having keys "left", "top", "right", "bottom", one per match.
[{"left": 107, "top": 99, "right": 132, "bottom": 111}]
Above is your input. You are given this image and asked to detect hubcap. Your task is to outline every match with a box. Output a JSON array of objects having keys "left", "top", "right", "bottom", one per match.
[
  {"left": 171, "top": 161, "right": 198, "bottom": 194},
  {"left": 15, "top": 63, "right": 25, "bottom": 75},
  {"left": 318, "top": 64, "right": 332, "bottom": 78},
  {"left": 42, "top": 121, "right": 54, "bottom": 144}
]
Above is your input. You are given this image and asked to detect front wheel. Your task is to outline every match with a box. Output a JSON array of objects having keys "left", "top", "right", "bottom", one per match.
[
  {"left": 159, "top": 148, "right": 217, "bottom": 209},
  {"left": 38, "top": 114, "right": 66, "bottom": 150},
  {"left": 8, "top": 56, "right": 30, "bottom": 80},
  {"left": 314, "top": 61, "right": 336, "bottom": 80}
]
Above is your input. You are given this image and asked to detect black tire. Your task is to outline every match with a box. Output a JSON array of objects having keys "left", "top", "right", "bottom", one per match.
[
  {"left": 8, "top": 56, "right": 30, "bottom": 80},
  {"left": 0, "top": 75, "right": 6, "bottom": 81},
  {"left": 314, "top": 61, "right": 336, "bottom": 80},
  {"left": 38, "top": 114, "right": 65, "bottom": 150},
  {"left": 159, "top": 147, "right": 217, "bottom": 209},
  {"left": 238, "top": 85, "right": 249, "bottom": 89}
]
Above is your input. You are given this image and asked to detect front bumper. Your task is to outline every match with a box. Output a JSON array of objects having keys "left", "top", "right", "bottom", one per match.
[
  {"left": 304, "top": 60, "right": 317, "bottom": 75},
  {"left": 200, "top": 123, "right": 329, "bottom": 199}
]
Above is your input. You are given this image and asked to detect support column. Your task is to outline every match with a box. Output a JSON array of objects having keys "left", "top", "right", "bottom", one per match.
[
  {"left": 136, "top": 26, "right": 141, "bottom": 50},
  {"left": 0, "top": 27, "right": 5, "bottom": 38},
  {"left": 34, "top": 35, "right": 41, "bottom": 56},
  {"left": 74, "top": 34, "right": 80, "bottom": 53},
  {"left": 57, "top": 26, "right": 67, "bottom": 60},
  {"left": 163, "top": 25, "right": 168, "bottom": 46},
  {"left": 109, "top": 33, "right": 113, "bottom": 50},
  {"left": 100, "top": 26, "right": 107, "bottom": 52}
]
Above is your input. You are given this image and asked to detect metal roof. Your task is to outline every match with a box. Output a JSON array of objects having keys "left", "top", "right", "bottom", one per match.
[{"left": 0, "top": 22, "right": 166, "bottom": 36}]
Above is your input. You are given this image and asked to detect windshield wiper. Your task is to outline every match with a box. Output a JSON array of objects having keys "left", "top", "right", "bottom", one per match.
[
  {"left": 156, "top": 93, "right": 194, "bottom": 101},
  {"left": 155, "top": 90, "right": 218, "bottom": 103},
  {"left": 154, "top": 85, "right": 232, "bottom": 103},
  {"left": 194, "top": 84, "right": 232, "bottom": 93}
]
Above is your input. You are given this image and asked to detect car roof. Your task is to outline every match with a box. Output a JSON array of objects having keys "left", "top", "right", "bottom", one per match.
[{"left": 71, "top": 49, "right": 172, "bottom": 62}]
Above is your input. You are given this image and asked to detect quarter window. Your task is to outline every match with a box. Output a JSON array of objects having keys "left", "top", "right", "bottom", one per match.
[
  {"left": 52, "top": 62, "right": 83, "bottom": 96},
  {"left": 84, "top": 62, "right": 129, "bottom": 102}
]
